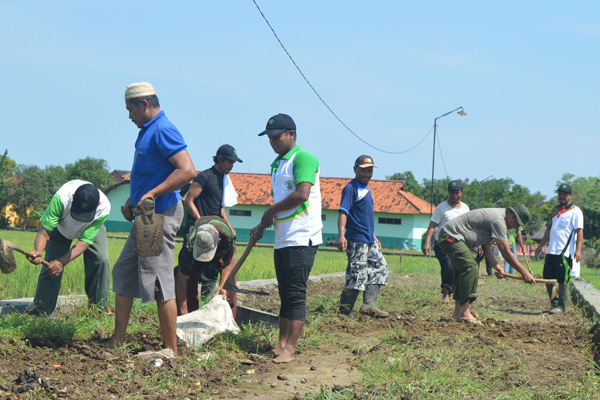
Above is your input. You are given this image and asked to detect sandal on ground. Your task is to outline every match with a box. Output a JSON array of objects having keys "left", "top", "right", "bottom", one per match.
[{"left": 459, "top": 318, "right": 482, "bottom": 325}]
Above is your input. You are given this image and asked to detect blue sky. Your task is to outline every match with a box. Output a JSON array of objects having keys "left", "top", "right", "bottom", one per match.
[{"left": 1, "top": 1, "right": 598, "bottom": 200}]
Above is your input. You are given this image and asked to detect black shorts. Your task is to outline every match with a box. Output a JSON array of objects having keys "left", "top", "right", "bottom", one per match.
[
  {"left": 542, "top": 254, "right": 572, "bottom": 284},
  {"left": 274, "top": 243, "right": 318, "bottom": 321}
]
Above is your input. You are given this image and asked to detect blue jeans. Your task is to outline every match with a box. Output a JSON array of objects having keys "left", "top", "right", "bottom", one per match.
[
  {"left": 504, "top": 245, "right": 517, "bottom": 274},
  {"left": 434, "top": 243, "right": 454, "bottom": 294}
]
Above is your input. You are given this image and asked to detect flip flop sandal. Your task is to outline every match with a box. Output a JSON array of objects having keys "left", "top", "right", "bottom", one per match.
[{"left": 459, "top": 318, "right": 483, "bottom": 325}]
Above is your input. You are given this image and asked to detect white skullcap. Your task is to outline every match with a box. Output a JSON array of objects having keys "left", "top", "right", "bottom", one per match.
[{"left": 125, "top": 82, "right": 156, "bottom": 100}]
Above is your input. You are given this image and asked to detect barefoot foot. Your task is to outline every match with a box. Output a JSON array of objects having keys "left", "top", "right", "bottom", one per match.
[
  {"left": 99, "top": 338, "right": 117, "bottom": 349},
  {"left": 442, "top": 294, "right": 451, "bottom": 305},
  {"left": 271, "top": 345, "right": 285, "bottom": 357},
  {"left": 273, "top": 349, "right": 295, "bottom": 363}
]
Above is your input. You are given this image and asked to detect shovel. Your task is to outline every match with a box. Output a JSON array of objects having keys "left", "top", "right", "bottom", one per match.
[
  {"left": 501, "top": 271, "right": 558, "bottom": 299},
  {"left": 134, "top": 197, "right": 164, "bottom": 257},
  {"left": 222, "top": 236, "right": 269, "bottom": 296},
  {"left": 0, "top": 237, "right": 51, "bottom": 274}
]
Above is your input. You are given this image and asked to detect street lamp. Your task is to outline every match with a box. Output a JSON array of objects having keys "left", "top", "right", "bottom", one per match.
[
  {"left": 478, "top": 175, "right": 494, "bottom": 208},
  {"left": 430, "top": 107, "right": 467, "bottom": 214}
]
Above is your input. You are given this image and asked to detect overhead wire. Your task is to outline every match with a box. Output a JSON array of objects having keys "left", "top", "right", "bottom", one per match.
[
  {"left": 251, "top": 0, "right": 433, "bottom": 155},
  {"left": 436, "top": 131, "right": 450, "bottom": 180}
]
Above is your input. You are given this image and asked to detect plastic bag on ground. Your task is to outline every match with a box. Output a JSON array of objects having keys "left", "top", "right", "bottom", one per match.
[{"left": 176, "top": 295, "right": 239, "bottom": 349}]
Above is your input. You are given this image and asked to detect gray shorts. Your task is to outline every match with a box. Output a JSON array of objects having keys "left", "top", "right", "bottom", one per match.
[
  {"left": 112, "top": 202, "right": 183, "bottom": 303},
  {"left": 344, "top": 240, "right": 389, "bottom": 290}
]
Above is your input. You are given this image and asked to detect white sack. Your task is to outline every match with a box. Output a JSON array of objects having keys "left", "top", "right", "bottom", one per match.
[{"left": 176, "top": 296, "right": 239, "bottom": 349}]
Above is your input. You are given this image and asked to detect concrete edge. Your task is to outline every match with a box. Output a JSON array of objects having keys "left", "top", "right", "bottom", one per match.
[
  {"left": 237, "top": 272, "right": 344, "bottom": 290},
  {"left": 0, "top": 274, "right": 346, "bottom": 316},
  {"left": 0, "top": 296, "right": 86, "bottom": 316},
  {"left": 570, "top": 280, "right": 600, "bottom": 327}
]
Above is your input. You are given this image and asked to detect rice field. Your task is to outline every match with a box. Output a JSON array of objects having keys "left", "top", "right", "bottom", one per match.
[
  {"left": 0, "top": 229, "right": 351, "bottom": 300},
  {"left": 2, "top": 229, "right": 597, "bottom": 301}
]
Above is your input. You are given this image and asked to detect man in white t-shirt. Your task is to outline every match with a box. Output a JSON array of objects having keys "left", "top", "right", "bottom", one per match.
[
  {"left": 535, "top": 183, "right": 584, "bottom": 313},
  {"left": 422, "top": 180, "right": 470, "bottom": 304}
]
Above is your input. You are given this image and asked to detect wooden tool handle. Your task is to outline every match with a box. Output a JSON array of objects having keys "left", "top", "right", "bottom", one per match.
[
  {"left": 224, "top": 236, "right": 257, "bottom": 283},
  {"left": 10, "top": 244, "right": 52, "bottom": 267},
  {"left": 523, "top": 253, "right": 533, "bottom": 274},
  {"left": 235, "top": 236, "right": 257, "bottom": 272},
  {"left": 502, "top": 272, "right": 556, "bottom": 285}
]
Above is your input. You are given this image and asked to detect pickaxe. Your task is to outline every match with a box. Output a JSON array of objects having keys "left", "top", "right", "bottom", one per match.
[{"left": 0, "top": 237, "right": 50, "bottom": 274}]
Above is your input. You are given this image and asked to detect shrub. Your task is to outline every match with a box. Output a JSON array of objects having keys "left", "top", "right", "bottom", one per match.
[{"left": 582, "top": 247, "right": 600, "bottom": 269}]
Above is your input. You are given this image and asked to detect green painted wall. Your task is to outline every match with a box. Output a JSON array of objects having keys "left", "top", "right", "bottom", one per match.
[
  {"left": 105, "top": 183, "right": 430, "bottom": 250},
  {"left": 104, "top": 184, "right": 133, "bottom": 234},
  {"left": 105, "top": 220, "right": 133, "bottom": 234},
  {"left": 227, "top": 205, "right": 429, "bottom": 250},
  {"left": 226, "top": 204, "right": 275, "bottom": 243}
]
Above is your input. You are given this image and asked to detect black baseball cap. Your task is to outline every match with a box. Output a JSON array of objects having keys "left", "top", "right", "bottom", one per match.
[
  {"left": 258, "top": 113, "right": 296, "bottom": 136},
  {"left": 217, "top": 144, "right": 243, "bottom": 163},
  {"left": 557, "top": 183, "right": 572, "bottom": 194},
  {"left": 354, "top": 155, "right": 376, "bottom": 168},
  {"left": 71, "top": 183, "right": 100, "bottom": 222},
  {"left": 448, "top": 180, "right": 463, "bottom": 191}
]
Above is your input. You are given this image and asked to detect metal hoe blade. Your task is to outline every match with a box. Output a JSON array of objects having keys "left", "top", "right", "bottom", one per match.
[
  {"left": 134, "top": 198, "right": 164, "bottom": 257},
  {"left": 223, "top": 280, "right": 269, "bottom": 296},
  {"left": 0, "top": 238, "right": 17, "bottom": 274}
]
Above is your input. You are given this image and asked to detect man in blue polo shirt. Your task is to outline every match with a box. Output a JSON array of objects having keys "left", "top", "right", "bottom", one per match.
[
  {"left": 337, "top": 155, "right": 389, "bottom": 319},
  {"left": 105, "top": 82, "right": 196, "bottom": 357}
]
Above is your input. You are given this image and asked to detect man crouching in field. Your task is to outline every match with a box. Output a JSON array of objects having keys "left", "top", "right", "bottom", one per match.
[
  {"left": 438, "top": 205, "right": 535, "bottom": 324},
  {"left": 27, "top": 180, "right": 111, "bottom": 317}
]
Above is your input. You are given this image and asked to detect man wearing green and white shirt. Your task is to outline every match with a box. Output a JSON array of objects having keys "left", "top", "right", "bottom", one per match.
[
  {"left": 251, "top": 113, "right": 322, "bottom": 364},
  {"left": 27, "top": 180, "right": 111, "bottom": 316}
]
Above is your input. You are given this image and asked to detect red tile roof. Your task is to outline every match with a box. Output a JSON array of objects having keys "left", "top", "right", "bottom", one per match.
[
  {"left": 110, "top": 170, "right": 130, "bottom": 183},
  {"left": 229, "top": 173, "right": 273, "bottom": 206},
  {"left": 108, "top": 170, "right": 434, "bottom": 215},
  {"left": 230, "top": 173, "right": 433, "bottom": 215}
]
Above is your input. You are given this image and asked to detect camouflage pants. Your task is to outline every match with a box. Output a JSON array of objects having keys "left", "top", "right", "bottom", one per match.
[{"left": 344, "top": 241, "right": 389, "bottom": 290}]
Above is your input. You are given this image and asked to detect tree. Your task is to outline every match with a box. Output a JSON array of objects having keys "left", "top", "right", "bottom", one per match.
[
  {"left": 386, "top": 171, "right": 424, "bottom": 197},
  {"left": 0, "top": 150, "right": 17, "bottom": 227},
  {"left": 385, "top": 170, "right": 452, "bottom": 206},
  {"left": 44, "top": 165, "right": 68, "bottom": 199},
  {"left": 65, "top": 157, "right": 113, "bottom": 190},
  {"left": 386, "top": 172, "right": 548, "bottom": 236},
  {"left": 9, "top": 165, "right": 49, "bottom": 230}
]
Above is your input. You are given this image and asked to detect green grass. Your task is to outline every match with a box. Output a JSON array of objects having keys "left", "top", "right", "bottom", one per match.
[
  {"left": 337, "top": 256, "right": 600, "bottom": 400},
  {"left": 1, "top": 229, "right": 600, "bottom": 399},
  {"left": 2, "top": 227, "right": 596, "bottom": 302},
  {"left": 0, "top": 229, "right": 351, "bottom": 299}
]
